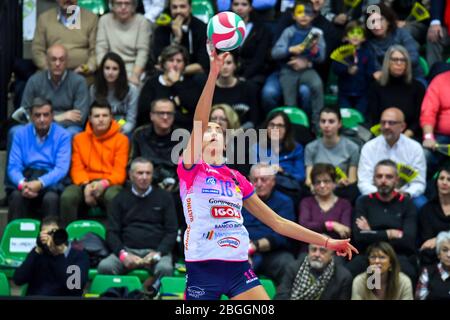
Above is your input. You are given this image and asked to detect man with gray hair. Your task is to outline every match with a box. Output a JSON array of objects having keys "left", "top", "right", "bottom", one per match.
[
  {"left": 17, "top": 44, "right": 89, "bottom": 135},
  {"left": 7, "top": 98, "right": 71, "bottom": 220},
  {"left": 241, "top": 162, "right": 296, "bottom": 285},
  {"left": 276, "top": 241, "right": 352, "bottom": 300},
  {"left": 416, "top": 230, "right": 450, "bottom": 300},
  {"left": 98, "top": 157, "right": 178, "bottom": 283}
]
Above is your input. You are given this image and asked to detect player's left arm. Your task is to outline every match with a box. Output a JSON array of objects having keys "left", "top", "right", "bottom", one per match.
[{"left": 243, "top": 193, "right": 358, "bottom": 259}]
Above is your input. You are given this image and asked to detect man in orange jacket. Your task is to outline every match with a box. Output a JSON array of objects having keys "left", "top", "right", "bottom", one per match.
[{"left": 60, "top": 101, "right": 129, "bottom": 226}]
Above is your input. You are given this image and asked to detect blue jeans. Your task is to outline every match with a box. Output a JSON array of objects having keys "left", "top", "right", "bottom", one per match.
[
  {"left": 261, "top": 71, "right": 312, "bottom": 115},
  {"left": 338, "top": 94, "right": 368, "bottom": 115},
  {"left": 262, "top": 72, "right": 282, "bottom": 112}
]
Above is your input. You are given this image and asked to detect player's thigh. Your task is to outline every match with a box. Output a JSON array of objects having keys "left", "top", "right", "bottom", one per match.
[{"left": 231, "top": 285, "right": 270, "bottom": 300}]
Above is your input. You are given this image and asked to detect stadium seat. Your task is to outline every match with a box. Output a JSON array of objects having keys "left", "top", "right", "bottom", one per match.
[
  {"left": 260, "top": 278, "right": 276, "bottom": 299},
  {"left": 66, "top": 220, "right": 106, "bottom": 241},
  {"left": 191, "top": 0, "right": 215, "bottom": 24},
  {"left": 89, "top": 275, "right": 142, "bottom": 295},
  {"left": 419, "top": 56, "right": 429, "bottom": 77},
  {"left": 128, "top": 269, "right": 150, "bottom": 282},
  {"left": 340, "top": 108, "right": 364, "bottom": 129},
  {"left": 78, "top": 0, "right": 108, "bottom": 15},
  {"left": 0, "top": 272, "right": 10, "bottom": 296},
  {"left": 269, "top": 106, "right": 310, "bottom": 128},
  {"left": 0, "top": 219, "right": 40, "bottom": 278},
  {"left": 160, "top": 276, "right": 186, "bottom": 299},
  {"left": 325, "top": 69, "right": 338, "bottom": 107}
]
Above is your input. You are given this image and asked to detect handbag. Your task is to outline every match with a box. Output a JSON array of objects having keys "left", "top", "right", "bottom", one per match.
[{"left": 77, "top": 232, "right": 110, "bottom": 268}]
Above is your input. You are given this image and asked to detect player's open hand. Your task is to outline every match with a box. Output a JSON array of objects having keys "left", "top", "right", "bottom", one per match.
[{"left": 207, "top": 40, "right": 228, "bottom": 76}]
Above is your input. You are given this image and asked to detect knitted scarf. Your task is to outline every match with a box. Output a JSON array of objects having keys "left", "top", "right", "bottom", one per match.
[{"left": 289, "top": 257, "right": 335, "bottom": 300}]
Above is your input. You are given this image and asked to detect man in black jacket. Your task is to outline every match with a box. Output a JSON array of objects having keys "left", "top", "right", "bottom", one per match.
[
  {"left": 347, "top": 159, "right": 418, "bottom": 282},
  {"left": 151, "top": 0, "right": 209, "bottom": 76},
  {"left": 97, "top": 157, "right": 178, "bottom": 277},
  {"left": 131, "top": 98, "right": 185, "bottom": 229},
  {"left": 13, "top": 216, "right": 89, "bottom": 296},
  {"left": 275, "top": 242, "right": 352, "bottom": 300}
]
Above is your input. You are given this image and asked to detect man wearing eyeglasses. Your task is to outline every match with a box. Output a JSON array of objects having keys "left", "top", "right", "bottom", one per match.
[
  {"left": 130, "top": 98, "right": 185, "bottom": 241},
  {"left": 131, "top": 98, "right": 179, "bottom": 191},
  {"left": 275, "top": 241, "right": 352, "bottom": 300},
  {"left": 357, "top": 107, "right": 427, "bottom": 209}
]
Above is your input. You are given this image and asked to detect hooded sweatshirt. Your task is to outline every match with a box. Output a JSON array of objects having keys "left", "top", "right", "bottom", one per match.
[{"left": 70, "top": 120, "right": 129, "bottom": 185}]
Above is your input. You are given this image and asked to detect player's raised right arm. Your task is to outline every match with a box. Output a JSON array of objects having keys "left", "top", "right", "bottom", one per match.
[{"left": 182, "top": 43, "right": 227, "bottom": 169}]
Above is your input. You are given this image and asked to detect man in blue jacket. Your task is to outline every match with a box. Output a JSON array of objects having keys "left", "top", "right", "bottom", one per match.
[
  {"left": 7, "top": 97, "right": 72, "bottom": 221},
  {"left": 242, "top": 163, "right": 296, "bottom": 285}
]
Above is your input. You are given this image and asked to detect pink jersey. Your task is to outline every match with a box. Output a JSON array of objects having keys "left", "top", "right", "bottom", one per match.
[{"left": 177, "top": 159, "right": 255, "bottom": 262}]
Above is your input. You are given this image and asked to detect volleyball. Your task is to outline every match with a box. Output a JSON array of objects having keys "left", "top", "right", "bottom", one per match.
[{"left": 207, "top": 11, "right": 246, "bottom": 51}]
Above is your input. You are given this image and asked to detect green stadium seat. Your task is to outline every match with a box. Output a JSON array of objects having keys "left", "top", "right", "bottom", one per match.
[
  {"left": 260, "top": 278, "right": 276, "bottom": 299},
  {"left": 0, "top": 272, "right": 10, "bottom": 296},
  {"left": 66, "top": 220, "right": 106, "bottom": 241},
  {"left": 192, "top": 0, "right": 215, "bottom": 24},
  {"left": 78, "top": 0, "right": 108, "bottom": 15},
  {"left": 19, "top": 284, "right": 28, "bottom": 297},
  {"left": 90, "top": 269, "right": 150, "bottom": 282},
  {"left": 160, "top": 276, "right": 186, "bottom": 299},
  {"left": 269, "top": 106, "right": 310, "bottom": 128},
  {"left": 325, "top": 94, "right": 338, "bottom": 107},
  {"left": 0, "top": 219, "right": 40, "bottom": 278},
  {"left": 419, "top": 56, "right": 429, "bottom": 77},
  {"left": 325, "top": 69, "right": 338, "bottom": 107},
  {"left": 89, "top": 275, "right": 142, "bottom": 295},
  {"left": 88, "top": 269, "right": 98, "bottom": 281},
  {"left": 127, "top": 269, "right": 150, "bottom": 282},
  {"left": 340, "top": 107, "right": 364, "bottom": 129}
]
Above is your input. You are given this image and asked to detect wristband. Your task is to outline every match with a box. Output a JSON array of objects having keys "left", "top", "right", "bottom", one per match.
[
  {"left": 325, "top": 221, "right": 334, "bottom": 232},
  {"left": 248, "top": 245, "right": 256, "bottom": 256},
  {"left": 18, "top": 182, "right": 24, "bottom": 191},
  {"left": 423, "top": 133, "right": 435, "bottom": 140},
  {"left": 119, "top": 250, "right": 128, "bottom": 262},
  {"left": 100, "top": 179, "right": 109, "bottom": 189}
]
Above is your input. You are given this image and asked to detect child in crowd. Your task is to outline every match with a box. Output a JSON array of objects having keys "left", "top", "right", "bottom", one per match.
[
  {"left": 271, "top": 0, "right": 326, "bottom": 131},
  {"left": 331, "top": 21, "right": 377, "bottom": 115}
]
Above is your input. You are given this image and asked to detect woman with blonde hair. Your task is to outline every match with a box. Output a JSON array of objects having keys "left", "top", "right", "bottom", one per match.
[
  {"left": 368, "top": 44, "right": 425, "bottom": 140},
  {"left": 210, "top": 104, "right": 250, "bottom": 174},
  {"left": 210, "top": 104, "right": 241, "bottom": 132}
]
